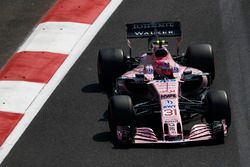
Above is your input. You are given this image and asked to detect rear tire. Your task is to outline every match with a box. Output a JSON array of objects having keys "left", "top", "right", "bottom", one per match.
[
  {"left": 185, "top": 44, "right": 215, "bottom": 82},
  {"left": 97, "top": 48, "right": 126, "bottom": 90}
]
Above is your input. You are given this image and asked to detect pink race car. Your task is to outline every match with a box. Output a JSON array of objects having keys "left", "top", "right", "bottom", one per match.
[{"left": 97, "top": 21, "right": 231, "bottom": 146}]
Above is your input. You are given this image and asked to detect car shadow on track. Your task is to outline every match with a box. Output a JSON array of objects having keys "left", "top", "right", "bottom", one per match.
[
  {"left": 81, "top": 83, "right": 102, "bottom": 93},
  {"left": 93, "top": 131, "right": 111, "bottom": 142},
  {"left": 81, "top": 83, "right": 114, "bottom": 97}
]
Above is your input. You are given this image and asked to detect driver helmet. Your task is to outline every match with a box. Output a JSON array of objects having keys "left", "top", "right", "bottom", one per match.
[{"left": 155, "top": 61, "right": 173, "bottom": 76}]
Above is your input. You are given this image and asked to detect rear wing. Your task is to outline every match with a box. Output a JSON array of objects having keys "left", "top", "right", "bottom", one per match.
[{"left": 126, "top": 21, "right": 182, "bottom": 39}]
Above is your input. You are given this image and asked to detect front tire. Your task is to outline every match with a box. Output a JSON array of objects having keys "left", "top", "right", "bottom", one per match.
[
  {"left": 205, "top": 90, "right": 231, "bottom": 127},
  {"left": 108, "top": 95, "right": 135, "bottom": 146},
  {"left": 205, "top": 90, "right": 231, "bottom": 142}
]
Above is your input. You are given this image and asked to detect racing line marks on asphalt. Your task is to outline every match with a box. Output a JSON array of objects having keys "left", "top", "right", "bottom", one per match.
[{"left": 0, "top": 0, "right": 123, "bottom": 164}]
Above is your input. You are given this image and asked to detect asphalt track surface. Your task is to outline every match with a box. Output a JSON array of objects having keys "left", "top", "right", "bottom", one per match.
[{"left": 0, "top": 0, "right": 250, "bottom": 166}]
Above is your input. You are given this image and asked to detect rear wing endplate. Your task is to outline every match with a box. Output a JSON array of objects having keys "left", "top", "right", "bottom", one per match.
[{"left": 126, "top": 21, "right": 182, "bottom": 39}]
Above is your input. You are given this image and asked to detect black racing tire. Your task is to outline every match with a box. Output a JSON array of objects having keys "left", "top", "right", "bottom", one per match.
[
  {"left": 205, "top": 90, "right": 231, "bottom": 128},
  {"left": 211, "top": 121, "right": 225, "bottom": 143},
  {"left": 97, "top": 48, "right": 126, "bottom": 90},
  {"left": 185, "top": 44, "right": 215, "bottom": 82},
  {"left": 108, "top": 95, "right": 135, "bottom": 146}
]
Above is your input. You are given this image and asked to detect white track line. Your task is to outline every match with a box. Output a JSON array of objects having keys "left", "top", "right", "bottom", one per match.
[{"left": 0, "top": 0, "right": 123, "bottom": 163}]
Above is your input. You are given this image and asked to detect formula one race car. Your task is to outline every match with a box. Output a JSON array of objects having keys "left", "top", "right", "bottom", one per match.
[{"left": 97, "top": 21, "right": 231, "bottom": 146}]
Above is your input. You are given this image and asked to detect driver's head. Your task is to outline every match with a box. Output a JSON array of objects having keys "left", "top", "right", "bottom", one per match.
[
  {"left": 155, "top": 61, "right": 173, "bottom": 77},
  {"left": 151, "top": 40, "right": 169, "bottom": 58}
]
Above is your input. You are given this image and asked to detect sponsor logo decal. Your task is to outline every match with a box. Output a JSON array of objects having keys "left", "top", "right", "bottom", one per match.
[
  {"left": 163, "top": 105, "right": 176, "bottom": 109},
  {"left": 165, "top": 119, "right": 178, "bottom": 123},
  {"left": 134, "top": 31, "right": 175, "bottom": 36},
  {"left": 163, "top": 100, "right": 176, "bottom": 109},
  {"left": 164, "top": 100, "right": 174, "bottom": 105},
  {"left": 145, "top": 65, "right": 154, "bottom": 74},
  {"left": 156, "top": 79, "right": 176, "bottom": 83},
  {"left": 157, "top": 87, "right": 176, "bottom": 93},
  {"left": 169, "top": 124, "right": 176, "bottom": 134},
  {"left": 173, "top": 66, "right": 179, "bottom": 73},
  {"left": 132, "top": 22, "right": 175, "bottom": 30},
  {"left": 161, "top": 94, "right": 176, "bottom": 99}
]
